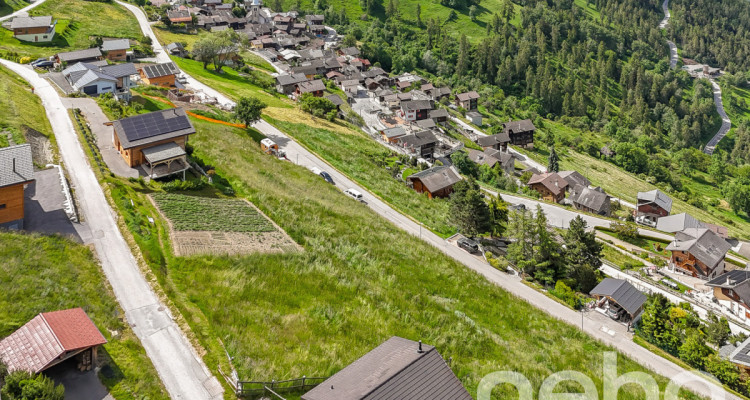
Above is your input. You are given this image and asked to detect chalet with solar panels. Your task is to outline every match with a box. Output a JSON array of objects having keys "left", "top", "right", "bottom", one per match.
[
  {"left": 110, "top": 108, "right": 196, "bottom": 178},
  {"left": 0, "top": 308, "right": 107, "bottom": 373},
  {"left": 138, "top": 62, "right": 179, "bottom": 87}
]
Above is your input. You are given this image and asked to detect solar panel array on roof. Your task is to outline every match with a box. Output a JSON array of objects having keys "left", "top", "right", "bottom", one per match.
[{"left": 119, "top": 111, "right": 192, "bottom": 141}]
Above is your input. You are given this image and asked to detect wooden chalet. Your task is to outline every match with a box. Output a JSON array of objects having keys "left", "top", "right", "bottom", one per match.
[
  {"left": 501, "top": 119, "right": 536, "bottom": 147},
  {"left": 455, "top": 91, "right": 479, "bottom": 110},
  {"left": 139, "top": 62, "right": 179, "bottom": 87},
  {"left": 527, "top": 172, "right": 568, "bottom": 203},
  {"left": 0, "top": 144, "right": 34, "bottom": 230},
  {"left": 408, "top": 165, "right": 462, "bottom": 199},
  {"left": 10, "top": 16, "right": 55, "bottom": 42},
  {"left": 101, "top": 38, "right": 130, "bottom": 61},
  {"left": 667, "top": 228, "right": 731, "bottom": 280}
]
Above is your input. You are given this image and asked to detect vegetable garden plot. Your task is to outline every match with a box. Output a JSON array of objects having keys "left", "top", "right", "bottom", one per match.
[{"left": 150, "top": 193, "right": 300, "bottom": 256}]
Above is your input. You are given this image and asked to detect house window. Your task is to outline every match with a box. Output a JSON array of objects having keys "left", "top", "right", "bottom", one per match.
[{"left": 0, "top": 204, "right": 6, "bottom": 210}]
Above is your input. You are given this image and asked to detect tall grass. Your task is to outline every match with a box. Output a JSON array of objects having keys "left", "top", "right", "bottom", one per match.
[
  {"left": 0, "top": 66, "right": 54, "bottom": 146},
  {"left": 0, "top": 232, "right": 168, "bottom": 400},
  {"left": 107, "top": 118, "right": 703, "bottom": 399}
]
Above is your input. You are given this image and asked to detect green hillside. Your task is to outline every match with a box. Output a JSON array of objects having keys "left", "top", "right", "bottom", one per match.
[{"left": 0, "top": 232, "right": 168, "bottom": 400}]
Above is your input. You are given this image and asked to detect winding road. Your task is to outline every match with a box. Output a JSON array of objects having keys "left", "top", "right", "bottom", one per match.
[
  {"left": 0, "top": 0, "right": 49, "bottom": 22},
  {"left": 0, "top": 60, "right": 224, "bottom": 399},
  {"left": 658, "top": 0, "right": 731, "bottom": 154}
]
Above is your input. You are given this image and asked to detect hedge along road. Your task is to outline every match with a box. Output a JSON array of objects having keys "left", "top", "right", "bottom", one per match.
[
  {"left": 122, "top": 4, "right": 737, "bottom": 397},
  {"left": 0, "top": 60, "right": 224, "bottom": 400}
]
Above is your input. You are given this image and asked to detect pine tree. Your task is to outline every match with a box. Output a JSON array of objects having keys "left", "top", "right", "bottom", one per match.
[
  {"left": 563, "top": 216, "right": 602, "bottom": 292},
  {"left": 548, "top": 146, "right": 559, "bottom": 172},
  {"left": 449, "top": 179, "right": 491, "bottom": 236},
  {"left": 456, "top": 34, "right": 469, "bottom": 78},
  {"left": 416, "top": 3, "right": 422, "bottom": 27}
]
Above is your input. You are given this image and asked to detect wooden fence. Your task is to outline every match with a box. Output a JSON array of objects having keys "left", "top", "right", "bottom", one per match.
[{"left": 236, "top": 376, "right": 328, "bottom": 399}]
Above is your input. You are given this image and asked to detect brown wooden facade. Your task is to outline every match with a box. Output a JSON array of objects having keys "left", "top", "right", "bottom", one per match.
[
  {"left": 671, "top": 250, "right": 718, "bottom": 279},
  {"left": 530, "top": 182, "right": 565, "bottom": 203},
  {"left": 411, "top": 179, "right": 453, "bottom": 199},
  {"left": 0, "top": 184, "right": 26, "bottom": 226},
  {"left": 114, "top": 134, "right": 187, "bottom": 167},
  {"left": 139, "top": 71, "right": 176, "bottom": 87},
  {"left": 106, "top": 49, "right": 127, "bottom": 61}
]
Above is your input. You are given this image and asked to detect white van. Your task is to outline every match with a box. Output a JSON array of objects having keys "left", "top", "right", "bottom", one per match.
[{"left": 344, "top": 188, "right": 364, "bottom": 202}]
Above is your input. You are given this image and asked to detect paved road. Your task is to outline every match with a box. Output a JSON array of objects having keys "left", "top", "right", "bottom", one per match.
[
  {"left": 704, "top": 79, "right": 731, "bottom": 155},
  {"left": 658, "top": 0, "right": 670, "bottom": 29},
  {"left": 0, "top": 60, "right": 224, "bottom": 400},
  {"left": 0, "top": 0, "right": 49, "bottom": 22},
  {"left": 257, "top": 118, "right": 738, "bottom": 399},
  {"left": 667, "top": 41, "right": 678, "bottom": 69}
]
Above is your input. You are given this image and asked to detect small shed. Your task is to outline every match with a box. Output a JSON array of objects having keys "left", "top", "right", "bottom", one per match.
[
  {"left": 466, "top": 111, "right": 482, "bottom": 126},
  {"left": 0, "top": 308, "right": 107, "bottom": 373},
  {"left": 590, "top": 278, "right": 647, "bottom": 321}
]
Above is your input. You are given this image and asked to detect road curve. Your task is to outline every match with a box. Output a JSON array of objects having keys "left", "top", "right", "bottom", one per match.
[
  {"left": 0, "top": 0, "right": 49, "bottom": 22},
  {"left": 0, "top": 60, "right": 224, "bottom": 400},
  {"left": 704, "top": 79, "right": 731, "bottom": 155}
]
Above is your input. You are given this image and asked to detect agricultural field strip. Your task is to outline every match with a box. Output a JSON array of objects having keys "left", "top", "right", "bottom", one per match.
[{"left": 151, "top": 193, "right": 275, "bottom": 232}]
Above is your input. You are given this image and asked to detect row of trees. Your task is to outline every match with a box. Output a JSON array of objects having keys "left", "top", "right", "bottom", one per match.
[{"left": 637, "top": 295, "right": 750, "bottom": 394}]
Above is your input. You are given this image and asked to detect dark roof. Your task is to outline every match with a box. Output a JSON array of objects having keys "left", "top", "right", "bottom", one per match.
[
  {"left": 468, "top": 149, "right": 500, "bottom": 168},
  {"left": 400, "top": 130, "right": 437, "bottom": 148},
  {"left": 326, "top": 94, "right": 344, "bottom": 106},
  {"left": 429, "top": 108, "right": 449, "bottom": 119},
  {"left": 341, "top": 46, "right": 359, "bottom": 56},
  {"left": 590, "top": 278, "right": 647, "bottom": 316},
  {"left": 573, "top": 186, "right": 610, "bottom": 213},
  {"left": 142, "top": 142, "right": 186, "bottom": 163},
  {"left": 112, "top": 108, "right": 196, "bottom": 149},
  {"left": 502, "top": 119, "right": 536, "bottom": 134},
  {"left": 707, "top": 270, "right": 750, "bottom": 289},
  {"left": 455, "top": 91, "right": 479, "bottom": 101},
  {"left": 637, "top": 189, "right": 673, "bottom": 212},
  {"left": 666, "top": 228, "right": 731, "bottom": 268},
  {"left": 276, "top": 73, "right": 309, "bottom": 86},
  {"left": 302, "top": 336, "right": 471, "bottom": 400},
  {"left": 381, "top": 126, "right": 406, "bottom": 139},
  {"left": 528, "top": 172, "right": 568, "bottom": 196},
  {"left": 415, "top": 118, "right": 436, "bottom": 129},
  {"left": 140, "top": 62, "right": 179, "bottom": 79},
  {"left": 362, "top": 68, "right": 387, "bottom": 78},
  {"left": 99, "top": 63, "right": 137, "bottom": 78},
  {"left": 558, "top": 170, "right": 590, "bottom": 190},
  {"left": 408, "top": 165, "right": 462, "bottom": 193},
  {"left": 11, "top": 15, "right": 52, "bottom": 29},
  {"left": 476, "top": 132, "right": 509, "bottom": 147},
  {"left": 401, "top": 100, "right": 433, "bottom": 111},
  {"left": 0, "top": 308, "right": 107, "bottom": 374},
  {"left": 56, "top": 48, "right": 102, "bottom": 62},
  {"left": 297, "top": 79, "right": 325, "bottom": 93},
  {"left": 729, "top": 336, "right": 750, "bottom": 367},
  {"left": 0, "top": 144, "right": 34, "bottom": 188}
]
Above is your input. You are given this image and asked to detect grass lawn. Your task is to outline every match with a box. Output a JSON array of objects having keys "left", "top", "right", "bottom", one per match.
[
  {"left": 0, "top": 0, "right": 29, "bottom": 17},
  {"left": 0, "top": 65, "right": 54, "bottom": 148},
  {"left": 105, "top": 117, "right": 701, "bottom": 399},
  {"left": 266, "top": 116, "right": 456, "bottom": 237},
  {"left": 0, "top": 232, "right": 168, "bottom": 400},
  {"left": 171, "top": 56, "right": 286, "bottom": 107},
  {"left": 0, "top": 0, "right": 142, "bottom": 59},
  {"left": 601, "top": 243, "right": 644, "bottom": 270}
]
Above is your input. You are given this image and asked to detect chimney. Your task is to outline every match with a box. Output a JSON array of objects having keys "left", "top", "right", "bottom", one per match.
[{"left": 418, "top": 340, "right": 424, "bottom": 353}]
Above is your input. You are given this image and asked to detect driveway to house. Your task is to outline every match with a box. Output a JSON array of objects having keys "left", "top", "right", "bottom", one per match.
[
  {"left": 704, "top": 79, "right": 731, "bottom": 155},
  {"left": 0, "top": 0, "right": 49, "bottom": 22},
  {"left": 256, "top": 118, "right": 738, "bottom": 399},
  {"left": 24, "top": 167, "right": 91, "bottom": 243},
  {"left": 61, "top": 97, "right": 139, "bottom": 179},
  {"left": 0, "top": 59, "right": 224, "bottom": 400}
]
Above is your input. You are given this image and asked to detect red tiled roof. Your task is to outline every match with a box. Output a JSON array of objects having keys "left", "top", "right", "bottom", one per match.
[
  {"left": 0, "top": 308, "right": 106, "bottom": 373},
  {"left": 42, "top": 308, "right": 107, "bottom": 351}
]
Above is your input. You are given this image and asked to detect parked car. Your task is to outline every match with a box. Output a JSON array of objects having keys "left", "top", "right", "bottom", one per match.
[
  {"left": 32, "top": 60, "right": 54, "bottom": 69},
  {"left": 344, "top": 188, "right": 364, "bottom": 202},
  {"left": 606, "top": 302, "right": 625, "bottom": 320},
  {"left": 457, "top": 238, "right": 479, "bottom": 254},
  {"left": 635, "top": 215, "right": 657, "bottom": 228},
  {"left": 320, "top": 171, "right": 334, "bottom": 184}
]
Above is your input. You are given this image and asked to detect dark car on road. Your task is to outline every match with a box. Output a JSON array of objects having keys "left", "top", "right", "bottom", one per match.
[
  {"left": 32, "top": 60, "right": 54, "bottom": 69},
  {"left": 458, "top": 238, "right": 479, "bottom": 254},
  {"left": 320, "top": 171, "right": 334, "bottom": 184}
]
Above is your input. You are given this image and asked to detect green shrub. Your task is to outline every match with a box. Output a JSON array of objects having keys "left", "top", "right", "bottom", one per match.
[
  {"left": 550, "top": 280, "right": 582, "bottom": 310},
  {"left": 1, "top": 370, "right": 64, "bottom": 400}
]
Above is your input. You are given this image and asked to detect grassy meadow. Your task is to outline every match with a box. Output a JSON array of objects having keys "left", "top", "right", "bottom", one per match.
[
  {"left": 0, "top": 65, "right": 53, "bottom": 148},
  {"left": 0, "top": 0, "right": 141, "bottom": 59},
  {"left": 98, "top": 116, "right": 703, "bottom": 399},
  {"left": 0, "top": 232, "right": 168, "bottom": 400}
]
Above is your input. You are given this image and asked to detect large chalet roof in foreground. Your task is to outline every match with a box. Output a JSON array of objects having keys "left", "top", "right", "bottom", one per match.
[
  {"left": 302, "top": 336, "right": 471, "bottom": 400},
  {"left": 0, "top": 308, "right": 107, "bottom": 373},
  {"left": 590, "top": 278, "right": 646, "bottom": 316}
]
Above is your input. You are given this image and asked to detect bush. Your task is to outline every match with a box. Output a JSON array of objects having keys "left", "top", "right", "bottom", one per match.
[
  {"left": 162, "top": 177, "right": 208, "bottom": 192},
  {"left": 550, "top": 280, "right": 582, "bottom": 310},
  {"left": 19, "top": 57, "right": 31, "bottom": 64},
  {"left": 1, "top": 370, "right": 64, "bottom": 400}
]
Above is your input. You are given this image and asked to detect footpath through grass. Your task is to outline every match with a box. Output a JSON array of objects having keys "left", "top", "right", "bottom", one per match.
[
  {"left": 0, "top": 65, "right": 53, "bottom": 148},
  {"left": 0, "top": 0, "right": 141, "bottom": 59},
  {"left": 106, "top": 116, "right": 704, "bottom": 399},
  {"left": 0, "top": 232, "right": 168, "bottom": 400}
]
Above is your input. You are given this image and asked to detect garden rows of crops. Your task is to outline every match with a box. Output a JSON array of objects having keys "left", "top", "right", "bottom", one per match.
[{"left": 151, "top": 193, "right": 275, "bottom": 232}]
